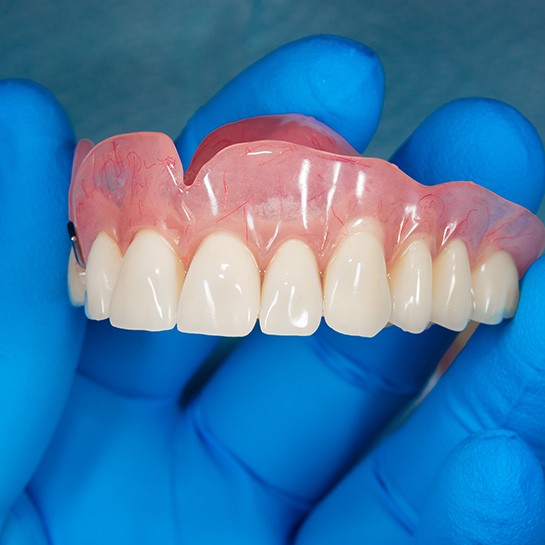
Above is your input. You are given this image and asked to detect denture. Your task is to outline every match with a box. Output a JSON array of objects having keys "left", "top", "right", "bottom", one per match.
[{"left": 67, "top": 114, "right": 545, "bottom": 336}]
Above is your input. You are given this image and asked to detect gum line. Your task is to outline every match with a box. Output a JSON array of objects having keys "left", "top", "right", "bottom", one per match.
[{"left": 69, "top": 116, "right": 545, "bottom": 275}]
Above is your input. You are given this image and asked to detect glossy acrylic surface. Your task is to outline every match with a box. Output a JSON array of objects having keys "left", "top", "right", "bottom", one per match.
[{"left": 69, "top": 115, "right": 545, "bottom": 277}]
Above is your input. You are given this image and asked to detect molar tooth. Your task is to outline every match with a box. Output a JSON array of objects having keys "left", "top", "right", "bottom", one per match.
[
  {"left": 109, "top": 229, "right": 184, "bottom": 331},
  {"left": 260, "top": 239, "right": 322, "bottom": 335},
  {"left": 389, "top": 239, "right": 433, "bottom": 334},
  {"left": 177, "top": 232, "right": 260, "bottom": 336},
  {"left": 471, "top": 250, "right": 519, "bottom": 324},
  {"left": 431, "top": 239, "right": 472, "bottom": 331},
  {"left": 323, "top": 231, "right": 391, "bottom": 337},
  {"left": 84, "top": 232, "right": 122, "bottom": 320},
  {"left": 67, "top": 248, "right": 86, "bottom": 306}
]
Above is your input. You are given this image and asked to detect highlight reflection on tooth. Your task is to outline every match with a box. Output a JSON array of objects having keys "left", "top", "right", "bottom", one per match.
[
  {"left": 389, "top": 239, "right": 433, "bottom": 334},
  {"left": 324, "top": 230, "right": 391, "bottom": 337},
  {"left": 68, "top": 248, "right": 86, "bottom": 306},
  {"left": 109, "top": 229, "right": 185, "bottom": 331},
  {"left": 177, "top": 232, "right": 260, "bottom": 336},
  {"left": 84, "top": 232, "right": 122, "bottom": 320},
  {"left": 260, "top": 239, "right": 322, "bottom": 335},
  {"left": 471, "top": 250, "right": 519, "bottom": 324},
  {"left": 431, "top": 239, "right": 472, "bottom": 331}
]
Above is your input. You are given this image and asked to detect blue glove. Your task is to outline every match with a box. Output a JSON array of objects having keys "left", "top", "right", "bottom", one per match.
[
  {"left": 295, "top": 99, "right": 545, "bottom": 545},
  {"left": 1, "top": 35, "right": 544, "bottom": 544}
]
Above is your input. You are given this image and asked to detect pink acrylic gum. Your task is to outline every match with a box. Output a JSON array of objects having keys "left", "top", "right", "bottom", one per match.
[{"left": 69, "top": 115, "right": 545, "bottom": 277}]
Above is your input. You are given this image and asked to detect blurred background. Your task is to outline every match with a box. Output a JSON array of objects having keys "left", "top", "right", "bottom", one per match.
[{"left": 1, "top": 0, "right": 545, "bottom": 218}]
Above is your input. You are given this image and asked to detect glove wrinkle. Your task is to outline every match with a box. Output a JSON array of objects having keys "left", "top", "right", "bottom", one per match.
[
  {"left": 189, "top": 401, "right": 313, "bottom": 511},
  {"left": 0, "top": 492, "right": 50, "bottom": 545},
  {"left": 310, "top": 332, "right": 424, "bottom": 398},
  {"left": 371, "top": 453, "right": 417, "bottom": 535}
]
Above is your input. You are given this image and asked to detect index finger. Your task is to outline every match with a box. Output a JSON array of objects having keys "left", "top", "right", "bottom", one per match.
[{"left": 176, "top": 34, "right": 385, "bottom": 165}]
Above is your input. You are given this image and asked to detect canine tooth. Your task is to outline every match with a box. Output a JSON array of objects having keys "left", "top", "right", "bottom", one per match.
[
  {"left": 389, "top": 239, "right": 433, "bottom": 333},
  {"left": 109, "top": 229, "right": 184, "bottom": 331},
  {"left": 323, "top": 231, "right": 391, "bottom": 337},
  {"left": 471, "top": 251, "right": 519, "bottom": 324},
  {"left": 84, "top": 232, "right": 122, "bottom": 320},
  {"left": 431, "top": 239, "right": 472, "bottom": 331},
  {"left": 177, "top": 232, "right": 260, "bottom": 336},
  {"left": 260, "top": 239, "right": 322, "bottom": 335},
  {"left": 68, "top": 248, "right": 86, "bottom": 306}
]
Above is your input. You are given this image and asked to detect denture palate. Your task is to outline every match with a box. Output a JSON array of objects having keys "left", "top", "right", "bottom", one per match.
[{"left": 67, "top": 115, "right": 545, "bottom": 337}]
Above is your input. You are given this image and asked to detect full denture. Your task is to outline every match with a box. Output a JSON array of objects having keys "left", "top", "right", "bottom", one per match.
[{"left": 67, "top": 115, "right": 545, "bottom": 336}]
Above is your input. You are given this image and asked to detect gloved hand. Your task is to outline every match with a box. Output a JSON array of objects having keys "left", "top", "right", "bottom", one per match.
[{"left": 1, "top": 35, "right": 544, "bottom": 545}]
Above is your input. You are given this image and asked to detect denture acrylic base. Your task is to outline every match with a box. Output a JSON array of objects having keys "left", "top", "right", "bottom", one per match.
[{"left": 67, "top": 115, "right": 545, "bottom": 336}]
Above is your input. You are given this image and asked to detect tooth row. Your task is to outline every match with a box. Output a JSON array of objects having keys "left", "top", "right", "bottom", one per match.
[{"left": 68, "top": 229, "right": 520, "bottom": 336}]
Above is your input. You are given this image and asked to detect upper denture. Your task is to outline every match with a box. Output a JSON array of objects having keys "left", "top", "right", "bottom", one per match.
[{"left": 69, "top": 115, "right": 545, "bottom": 278}]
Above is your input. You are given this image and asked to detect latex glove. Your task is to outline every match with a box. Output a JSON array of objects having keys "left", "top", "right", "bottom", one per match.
[{"left": 1, "top": 35, "right": 544, "bottom": 545}]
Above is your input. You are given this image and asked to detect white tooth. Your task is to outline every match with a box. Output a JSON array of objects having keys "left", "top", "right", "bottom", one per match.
[
  {"left": 84, "top": 232, "right": 122, "bottom": 320},
  {"left": 68, "top": 248, "right": 86, "bottom": 306},
  {"left": 177, "top": 232, "right": 260, "bottom": 336},
  {"left": 431, "top": 239, "right": 472, "bottom": 331},
  {"left": 260, "top": 239, "right": 322, "bottom": 335},
  {"left": 471, "top": 250, "right": 519, "bottom": 324},
  {"left": 323, "top": 230, "right": 391, "bottom": 337},
  {"left": 109, "top": 229, "right": 184, "bottom": 331},
  {"left": 389, "top": 239, "right": 433, "bottom": 333}
]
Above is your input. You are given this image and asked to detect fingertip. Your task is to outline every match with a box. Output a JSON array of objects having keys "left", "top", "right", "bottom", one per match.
[
  {"left": 391, "top": 98, "right": 545, "bottom": 212},
  {"left": 0, "top": 78, "right": 75, "bottom": 221},
  {"left": 416, "top": 430, "right": 545, "bottom": 545},
  {"left": 0, "top": 79, "right": 74, "bottom": 142},
  {"left": 177, "top": 34, "right": 384, "bottom": 165}
]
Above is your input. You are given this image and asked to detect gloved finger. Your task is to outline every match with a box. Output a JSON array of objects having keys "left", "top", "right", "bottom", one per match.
[
  {"left": 77, "top": 35, "right": 385, "bottom": 398},
  {"left": 176, "top": 34, "right": 385, "bottom": 165},
  {"left": 0, "top": 80, "right": 85, "bottom": 517},
  {"left": 414, "top": 430, "right": 545, "bottom": 545},
  {"left": 293, "top": 251, "right": 545, "bottom": 544},
  {"left": 188, "top": 98, "right": 545, "bottom": 503},
  {"left": 294, "top": 430, "right": 545, "bottom": 545},
  {"left": 391, "top": 97, "right": 545, "bottom": 212}
]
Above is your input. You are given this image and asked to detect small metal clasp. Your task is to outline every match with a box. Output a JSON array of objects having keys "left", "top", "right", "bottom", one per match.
[{"left": 67, "top": 221, "right": 86, "bottom": 269}]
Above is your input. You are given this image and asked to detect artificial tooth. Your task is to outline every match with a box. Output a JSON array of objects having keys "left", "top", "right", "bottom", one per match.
[
  {"left": 260, "top": 239, "right": 322, "bottom": 335},
  {"left": 389, "top": 239, "right": 433, "bottom": 334},
  {"left": 471, "top": 250, "right": 519, "bottom": 324},
  {"left": 67, "top": 248, "right": 86, "bottom": 306},
  {"left": 177, "top": 232, "right": 260, "bottom": 336},
  {"left": 84, "top": 232, "right": 122, "bottom": 320},
  {"left": 109, "top": 229, "right": 185, "bottom": 331},
  {"left": 431, "top": 239, "right": 472, "bottom": 331},
  {"left": 323, "top": 231, "right": 391, "bottom": 337}
]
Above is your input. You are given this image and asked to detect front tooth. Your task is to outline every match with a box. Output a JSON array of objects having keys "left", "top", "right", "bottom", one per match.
[
  {"left": 471, "top": 250, "right": 519, "bottom": 324},
  {"left": 431, "top": 239, "right": 472, "bottom": 331},
  {"left": 109, "top": 229, "right": 185, "bottom": 331},
  {"left": 389, "top": 239, "right": 433, "bottom": 333},
  {"left": 84, "top": 232, "right": 122, "bottom": 320},
  {"left": 177, "top": 232, "right": 260, "bottom": 336},
  {"left": 260, "top": 239, "right": 322, "bottom": 335},
  {"left": 68, "top": 248, "right": 86, "bottom": 306},
  {"left": 323, "top": 230, "right": 391, "bottom": 337}
]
